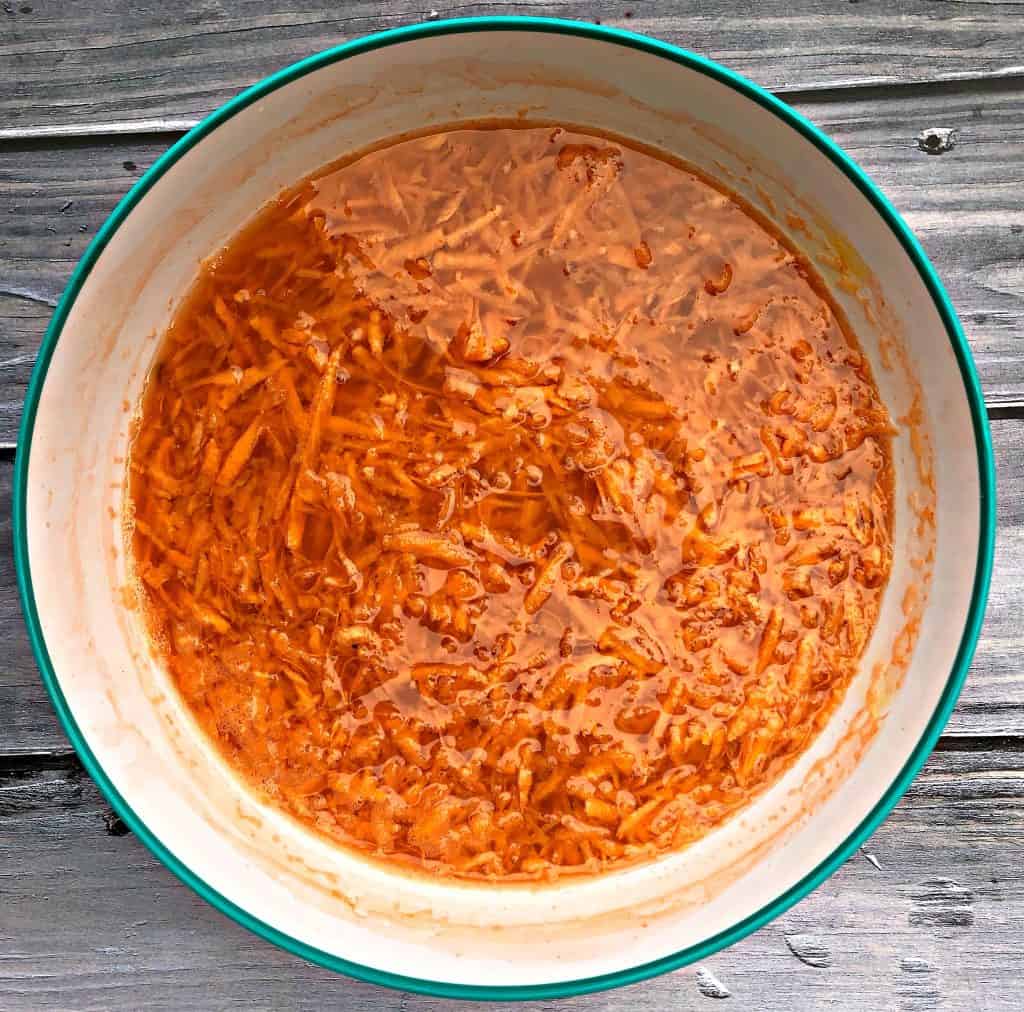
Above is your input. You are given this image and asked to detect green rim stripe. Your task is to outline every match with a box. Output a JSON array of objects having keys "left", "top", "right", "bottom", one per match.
[{"left": 12, "top": 16, "right": 996, "bottom": 1001}]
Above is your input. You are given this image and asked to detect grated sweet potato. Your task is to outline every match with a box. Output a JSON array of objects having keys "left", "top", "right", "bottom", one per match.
[{"left": 128, "top": 124, "right": 893, "bottom": 881}]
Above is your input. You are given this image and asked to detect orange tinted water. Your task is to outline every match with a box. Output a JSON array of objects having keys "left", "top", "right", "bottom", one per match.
[{"left": 129, "top": 126, "right": 893, "bottom": 880}]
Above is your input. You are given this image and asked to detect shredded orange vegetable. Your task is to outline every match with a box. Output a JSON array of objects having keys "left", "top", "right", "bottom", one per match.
[{"left": 128, "top": 125, "right": 893, "bottom": 880}]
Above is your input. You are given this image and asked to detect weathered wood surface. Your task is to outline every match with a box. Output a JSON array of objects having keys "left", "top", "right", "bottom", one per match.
[
  {"left": 2, "top": 411, "right": 1020, "bottom": 756},
  {"left": 2, "top": 3, "right": 1024, "bottom": 1007},
  {"left": 2, "top": 78, "right": 1023, "bottom": 442},
  {"left": 2, "top": 741, "right": 1021, "bottom": 1010},
  {"left": 3, "top": 1, "right": 1024, "bottom": 137}
]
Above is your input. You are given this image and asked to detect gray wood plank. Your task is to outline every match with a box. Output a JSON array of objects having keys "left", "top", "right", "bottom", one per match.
[
  {"left": 1, "top": 741, "right": 1021, "bottom": 1010},
  {"left": 2, "top": 1, "right": 1024, "bottom": 136},
  {"left": 1, "top": 415, "right": 1021, "bottom": 755},
  {"left": 0, "top": 456, "right": 60, "bottom": 755},
  {"left": 0, "top": 296, "right": 51, "bottom": 445},
  {"left": 805, "top": 79, "right": 1024, "bottom": 408},
  {"left": 1, "top": 78, "right": 1023, "bottom": 438}
]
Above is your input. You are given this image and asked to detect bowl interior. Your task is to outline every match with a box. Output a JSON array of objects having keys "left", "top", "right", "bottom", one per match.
[{"left": 19, "top": 24, "right": 985, "bottom": 994}]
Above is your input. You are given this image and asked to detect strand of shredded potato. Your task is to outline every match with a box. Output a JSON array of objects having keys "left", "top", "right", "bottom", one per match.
[{"left": 129, "top": 125, "right": 894, "bottom": 880}]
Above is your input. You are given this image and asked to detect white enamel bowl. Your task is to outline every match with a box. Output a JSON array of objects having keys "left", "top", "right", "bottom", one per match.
[{"left": 14, "top": 17, "right": 995, "bottom": 1000}]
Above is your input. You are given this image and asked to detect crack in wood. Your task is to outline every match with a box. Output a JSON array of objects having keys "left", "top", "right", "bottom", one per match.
[
  {"left": 785, "top": 933, "right": 833, "bottom": 968},
  {"left": 933, "top": 734, "right": 1024, "bottom": 753},
  {"left": 860, "top": 845, "right": 883, "bottom": 870},
  {"left": 0, "top": 119, "right": 196, "bottom": 141},
  {"left": 0, "top": 749, "right": 80, "bottom": 773},
  {"left": 0, "top": 285, "right": 58, "bottom": 308},
  {"left": 0, "top": 754, "right": 84, "bottom": 817},
  {"left": 782, "top": 71, "right": 1024, "bottom": 107},
  {"left": 987, "top": 402, "right": 1024, "bottom": 420}
]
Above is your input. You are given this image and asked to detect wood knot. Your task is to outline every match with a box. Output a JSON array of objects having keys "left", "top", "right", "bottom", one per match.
[
  {"left": 915, "top": 128, "right": 959, "bottom": 155},
  {"left": 897, "top": 957, "right": 941, "bottom": 1009},
  {"left": 908, "top": 878, "right": 974, "bottom": 927},
  {"left": 102, "top": 808, "right": 131, "bottom": 837},
  {"left": 695, "top": 967, "right": 732, "bottom": 999}
]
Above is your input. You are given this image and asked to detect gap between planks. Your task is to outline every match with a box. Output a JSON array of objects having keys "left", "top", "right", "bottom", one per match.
[
  {"left": 4, "top": 734, "right": 1022, "bottom": 774},
  {"left": 0, "top": 748, "right": 80, "bottom": 773},
  {"left": 986, "top": 403, "right": 1024, "bottom": 421},
  {"left": 3, "top": 70, "right": 1024, "bottom": 143},
  {"left": 0, "top": 400, "right": 1019, "bottom": 477},
  {"left": 13, "top": 406, "right": 1024, "bottom": 450}
]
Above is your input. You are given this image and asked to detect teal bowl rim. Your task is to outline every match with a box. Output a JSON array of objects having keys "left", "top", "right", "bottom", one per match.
[{"left": 13, "top": 15, "right": 996, "bottom": 1002}]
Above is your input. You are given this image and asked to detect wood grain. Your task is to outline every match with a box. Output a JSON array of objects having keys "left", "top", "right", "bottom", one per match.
[
  {"left": 0, "top": 456, "right": 58, "bottom": 755},
  {"left": 2, "top": 5, "right": 1021, "bottom": 1007},
  {"left": 0, "top": 296, "right": 49, "bottom": 444},
  {"left": 1, "top": 77, "right": 1023, "bottom": 442},
  {"left": 2, "top": 740, "right": 1020, "bottom": 1010},
  {"left": 3, "top": 1, "right": 1024, "bottom": 136},
  {"left": 1, "top": 414, "right": 1019, "bottom": 754}
]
